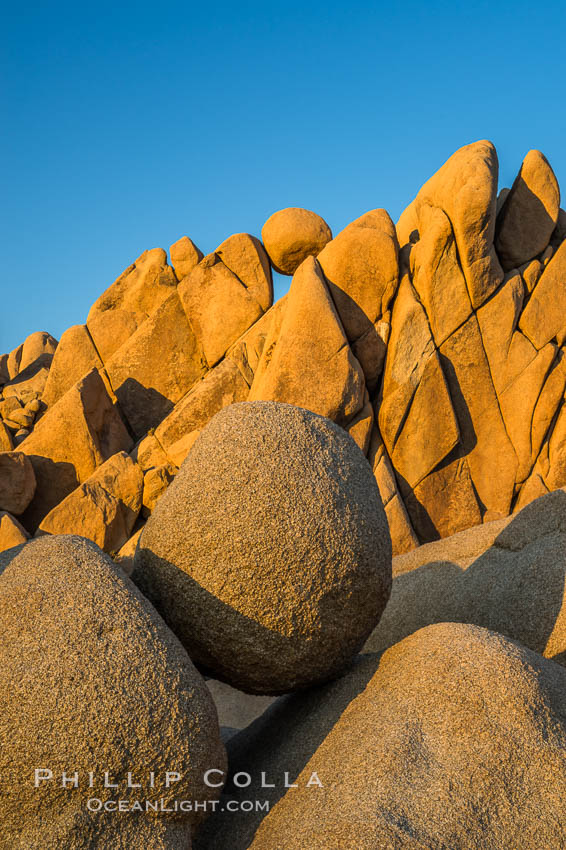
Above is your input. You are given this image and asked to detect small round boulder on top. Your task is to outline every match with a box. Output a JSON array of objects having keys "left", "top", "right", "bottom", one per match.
[
  {"left": 133, "top": 401, "right": 392, "bottom": 695},
  {"left": 261, "top": 207, "right": 332, "bottom": 275}
]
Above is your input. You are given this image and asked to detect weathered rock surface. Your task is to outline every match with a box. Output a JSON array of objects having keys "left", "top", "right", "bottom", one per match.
[
  {"left": 496, "top": 149, "right": 560, "bottom": 269},
  {"left": 239, "top": 623, "right": 566, "bottom": 850},
  {"left": 18, "top": 369, "right": 132, "bottom": 530},
  {"left": 0, "top": 535, "right": 226, "bottom": 848},
  {"left": 0, "top": 451, "right": 36, "bottom": 515},
  {"left": 215, "top": 233, "right": 273, "bottom": 312},
  {"left": 0, "top": 420, "right": 14, "bottom": 451},
  {"left": 519, "top": 237, "right": 566, "bottom": 350},
  {"left": 113, "top": 525, "right": 143, "bottom": 577},
  {"left": 134, "top": 402, "right": 392, "bottom": 694},
  {"left": 87, "top": 247, "right": 177, "bottom": 324},
  {"left": 38, "top": 452, "right": 143, "bottom": 553},
  {"left": 261, "top": 207, "right": 332, "bottom": 275}
]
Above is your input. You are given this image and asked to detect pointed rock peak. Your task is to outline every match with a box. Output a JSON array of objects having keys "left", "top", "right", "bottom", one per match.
[{"left": 496, "top": 149, "right": 560, "bottom": 270}]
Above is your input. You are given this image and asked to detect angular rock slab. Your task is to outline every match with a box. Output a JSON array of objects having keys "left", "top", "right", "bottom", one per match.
[
  {"left": 178, "top": 239, "right": 271, "bottom": 370},
  {"left": 18, "top": 369, "right": 132, "bottom": 530},
  {"left": 496, "top": 149, "right": 560, "bottom": 270},
  {"left": 0, "top": 535, "right": 226, "bottom": 848},
  {"left": 249, "top": 256, "right": 366, "bottom": 428},
  {"left": 397, "top": 140, "right": 503, "bottom": 308},
  {"left": 105, "top": 291, "right": 206, "bottom": 439},
  {"left": 317, "top": 208, "right": 399, "bottom": 389},
  {"left": 38, "top": 451, "right": 143, "bottom": 553}
]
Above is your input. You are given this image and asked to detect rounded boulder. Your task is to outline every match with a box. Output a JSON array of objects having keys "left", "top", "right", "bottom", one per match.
[
  {"left": 0, "top": 535, "right": 226, "bottom": 849},
  {"left": 261, "top": 208, "right": 332, "bottom": 275},
  {"left": 133, "top": 401, "right": 392, "bottom": 694}
]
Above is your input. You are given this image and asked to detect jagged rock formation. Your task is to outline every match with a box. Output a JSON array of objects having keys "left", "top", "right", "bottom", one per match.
[{"left": 1, "top": 140, "right": 565, "bottom": 560}]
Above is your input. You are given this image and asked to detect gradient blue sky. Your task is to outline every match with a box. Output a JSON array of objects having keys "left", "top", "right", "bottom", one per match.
[{"left": 2, "top": 0, "right": 566, "bottom": 352}]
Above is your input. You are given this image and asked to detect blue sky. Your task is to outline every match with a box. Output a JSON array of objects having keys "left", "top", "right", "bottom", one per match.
[{"left": 2, "top": 0, "right": 566, "bottom": 352}]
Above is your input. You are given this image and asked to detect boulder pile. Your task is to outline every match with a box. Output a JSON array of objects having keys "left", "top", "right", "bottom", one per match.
[
  {"left": 2, "top": 142, "right": 565, "bottom": 559},
  {"left": 2, "top": 140, "right": 566, "bottom": 848}
]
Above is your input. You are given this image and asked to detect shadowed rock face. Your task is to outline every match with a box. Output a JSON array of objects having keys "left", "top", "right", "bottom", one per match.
[
  {"left": 196, "top": 624, "right": 566, "bottom": 850},
  {"left": 0, "top": 535, "right": 226, "bottom": 849},
  {"left": 133, "top": 401, "right": 392, "bottom": 695}
]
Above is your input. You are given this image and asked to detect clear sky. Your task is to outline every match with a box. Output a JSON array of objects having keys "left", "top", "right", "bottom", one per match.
[{"left": 2, "top": 0, "right": 566, "bottom": 352}]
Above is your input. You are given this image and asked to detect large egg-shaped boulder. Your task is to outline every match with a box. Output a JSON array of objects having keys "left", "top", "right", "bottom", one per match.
[{"left": 133, "top": 401, "right": 392, "bottom": 694}]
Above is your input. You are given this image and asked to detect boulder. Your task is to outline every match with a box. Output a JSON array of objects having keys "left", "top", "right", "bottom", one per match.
[
  {"left": 0, "top": 511, "right": 29, "bottom": 552},
  {"left": 87, "top": 247, "right": 177, "bottom": 323},
  {"left": 317, "top": 209, "right": 398, "bottom": 390},
  {"left": 134, "top": 401, "right": 392, "bottom": 694},
  {"left": 104, "top": 291, "right": 207, "bottom": 438},
  {"left": 0, "top": 353, "right": 9, "bottom": 385},
  {"left": 18, "top": 331, "right": 58, "bottom": 373},
  {"left": 6, "top": 343, "right": 23, "bottom": 380},
  {"left": 170, "top": 235, "right": 203, "bottom": 280},
  {"left": 496, "top": 149, "right": 560, "bottom": 269},
  {"left": 365, "top": 488, "right": 566, "bottom": 664},
  {"left": 215, "top": 233, "right": 273, "bottom": 312},
  {"left": 248, "top": 257, "right": 366, "bottom": 428},
  {"left": 261, "top": 207, "right": 332, "bottom": 275},
  {"left": 0, "top": 452, "right": 36, "bottom": 515},
  {"left": 239, "top": 624, "right": 566, "bottom": 850},
  {"left": 18, "top": 369, "right": 132, "bottom": 530},
  {"left": 41, "top": 324, "right": 105, "bottom": 408},
  {"left": 397, "top": 140, "right": 503, "bottom": 308},
  {"left": 0, "top": 535, "right": 226, "bottom": 848},
  {"left": 86, "top": 248, "right": 177, "bottom": 363},
  {"left": 410, "top": 203, "right": 473, "bottom": 345},
  {"left": 178, "top": 238, "right": 271, "bottom": 369},
  {"left": 38, "top": 452, "right": 143, "bottom": 553}
]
